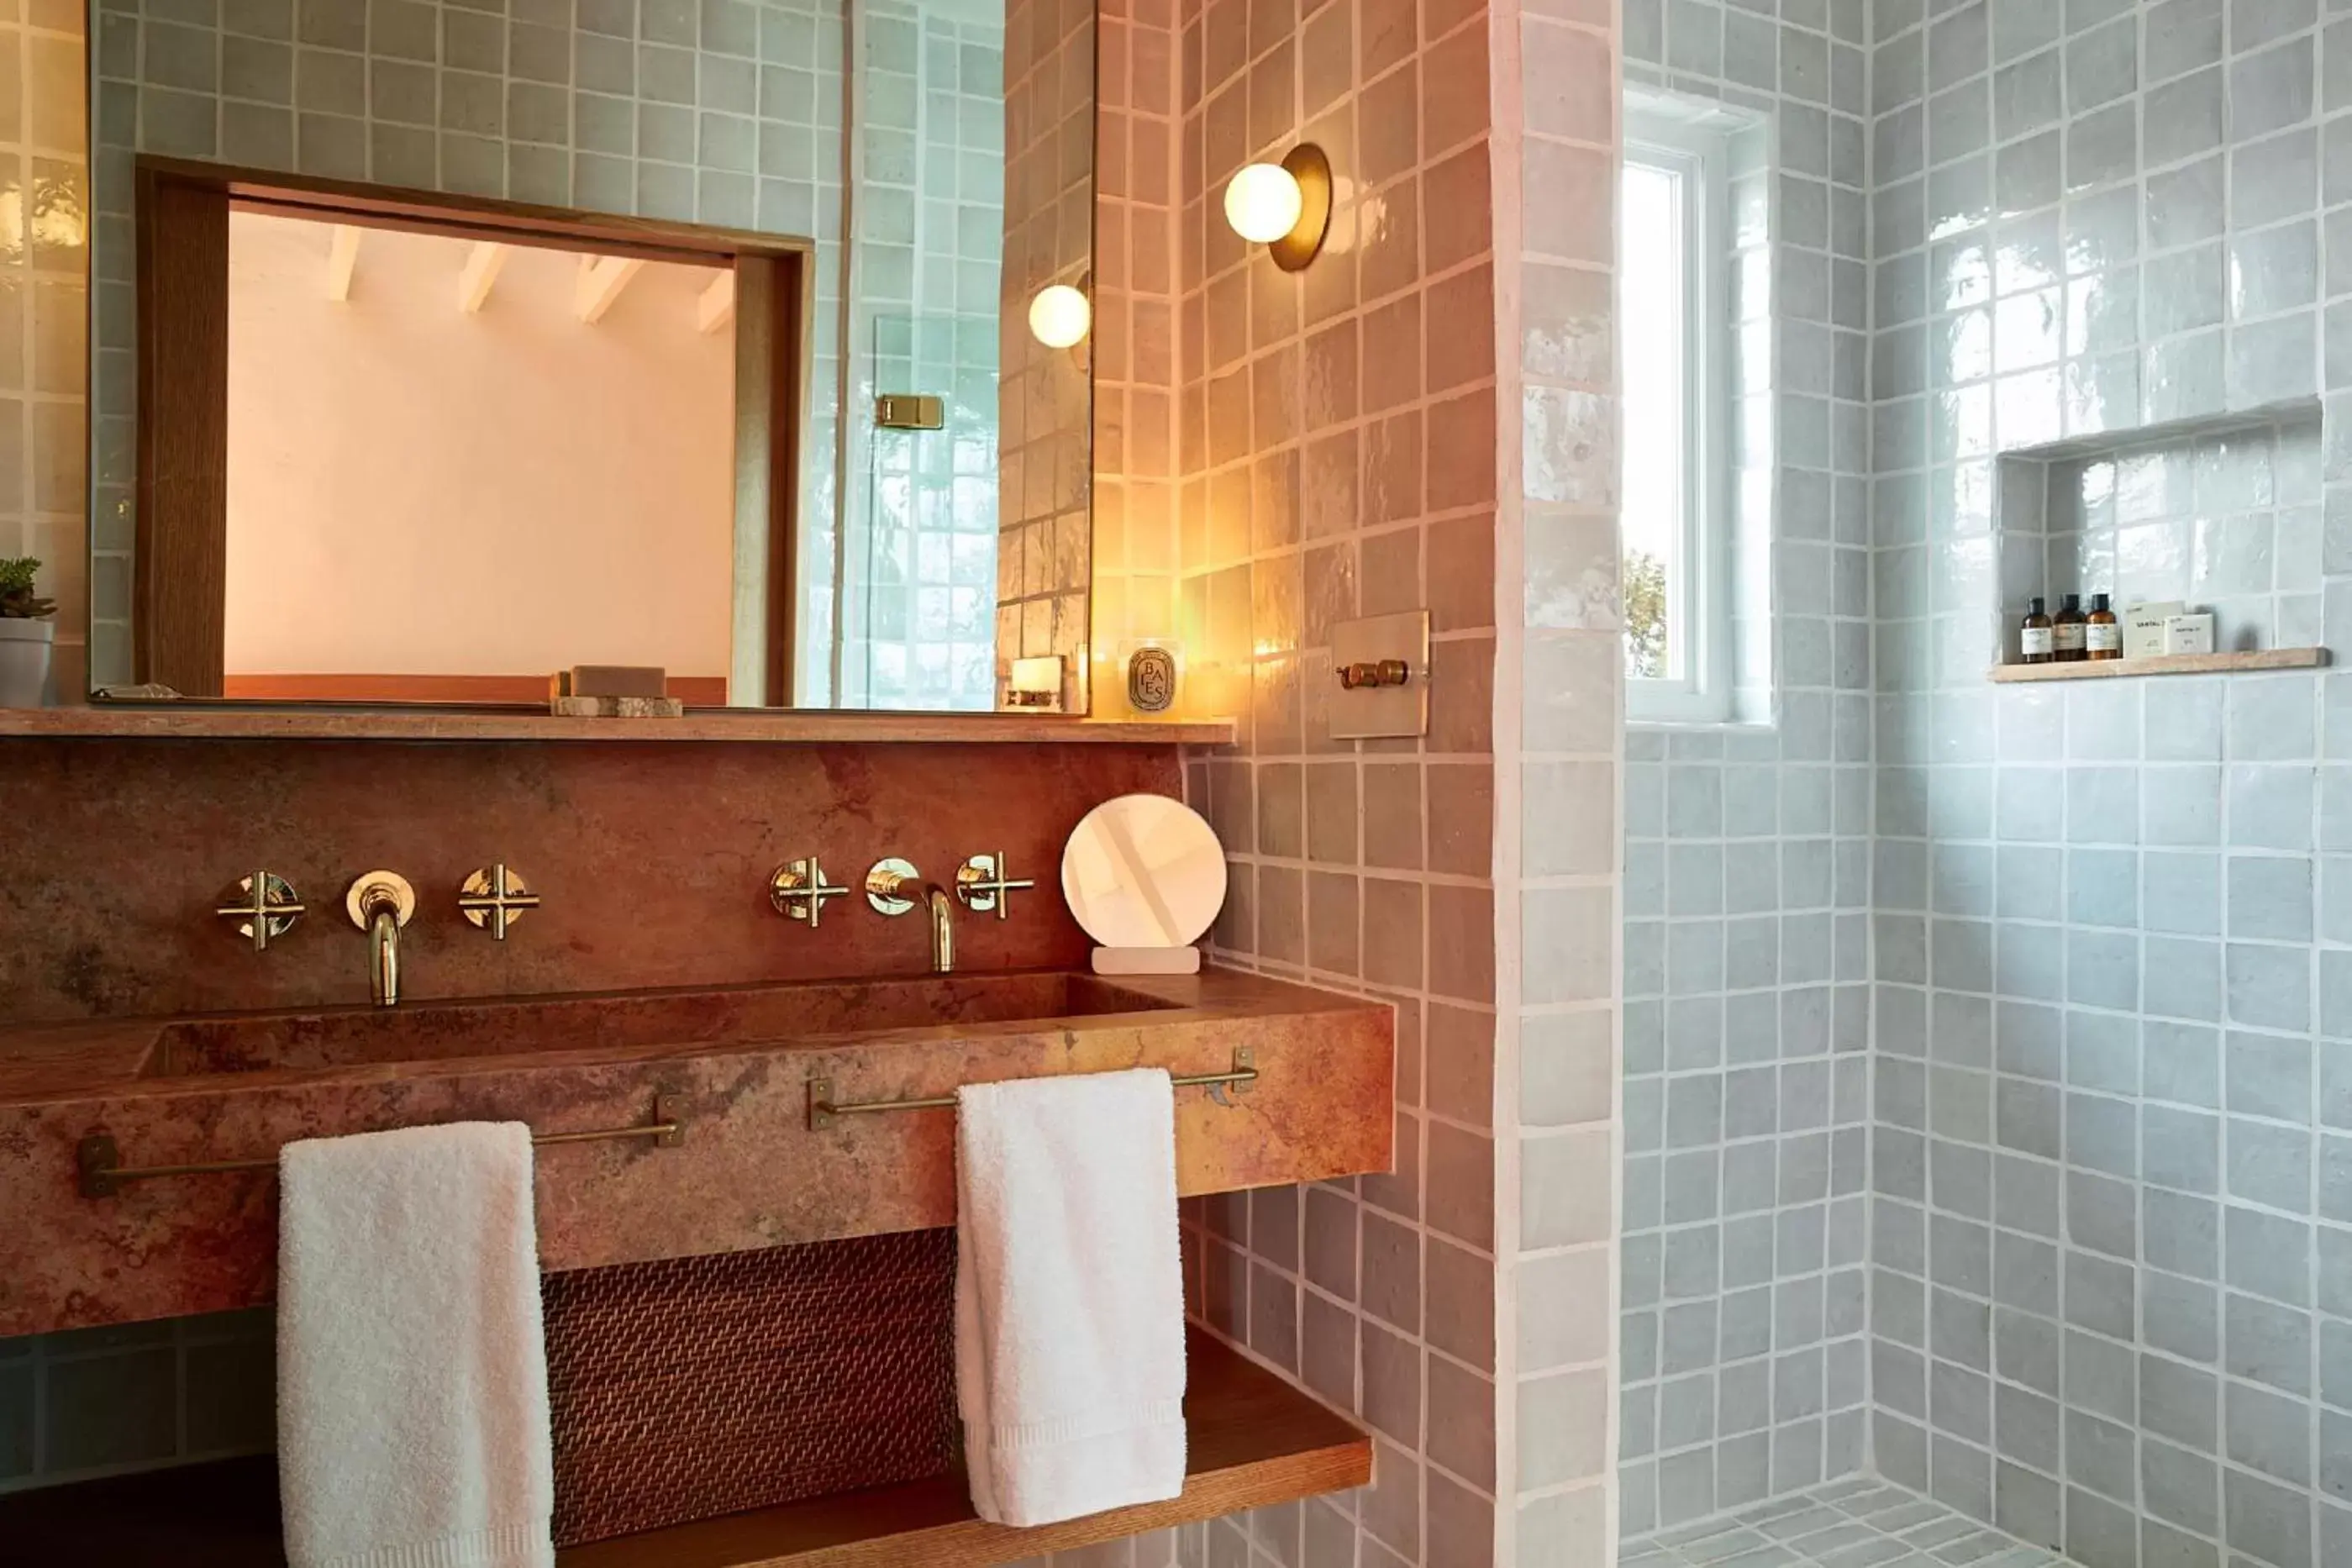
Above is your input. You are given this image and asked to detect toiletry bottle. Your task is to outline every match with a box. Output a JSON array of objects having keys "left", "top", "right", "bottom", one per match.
[
  {"left": 2052, "top": 593, "right": 2086, "bottom": 661},
  {"left": 2086, "top": 592, "right": 2119, "bottom": 660},
  {"left": 2020, "top": 598, "right": 2054, "bottom": 665}
]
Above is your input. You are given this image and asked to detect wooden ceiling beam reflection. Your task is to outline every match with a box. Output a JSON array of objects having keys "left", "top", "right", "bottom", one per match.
[
  {"left": 325, "top": 224, "right": 360, "bottom": 300},
  {"left": 697, "top": 270, "right": 736, "bottom": 334},
  {"left": 574, "top": 254, "right": 645, "bottom": 324},
  {"left": 457, "top": 241, "right": 509, "bottom": 313}
]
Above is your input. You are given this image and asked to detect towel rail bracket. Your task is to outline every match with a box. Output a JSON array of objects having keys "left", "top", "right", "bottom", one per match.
[
  {"left": 76, "top": 1090, "right": 687, "bottom": 1200},
  {"left": 806, "top": 1046, "right": 1256, "bottom": 1131}
]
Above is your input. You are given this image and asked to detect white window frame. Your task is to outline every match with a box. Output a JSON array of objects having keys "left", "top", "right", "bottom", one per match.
[{"left": 1623, "top": 103, "right": 1733, "bottom": 726}]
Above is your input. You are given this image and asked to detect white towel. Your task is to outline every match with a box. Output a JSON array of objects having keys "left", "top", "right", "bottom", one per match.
[
  {"left": 955, "top": 1067, "right": 1188, "bottom": 1527},
  {"left": 277, "top": 1122, "right": 555, "bottom": 1568}
]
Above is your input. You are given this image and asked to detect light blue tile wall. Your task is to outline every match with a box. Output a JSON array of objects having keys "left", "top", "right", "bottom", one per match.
[
  {"left": 1867, "top": 3, "right": 2352, "bottom": 1565},
  {"left": 0, "top": 1309, "right": 272, "bottom": 1497},
  {"left": 1619, "top": 0, "right": 1880, "bottom": 1536}
]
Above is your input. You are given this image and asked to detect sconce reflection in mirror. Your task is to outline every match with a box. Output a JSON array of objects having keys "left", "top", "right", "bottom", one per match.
[
  {"left": 1224, "top": 144, "right": 1334, "bottom": 272},
  {"left": 1028, "top": 283, "right": 1092, "bottom": 348}
]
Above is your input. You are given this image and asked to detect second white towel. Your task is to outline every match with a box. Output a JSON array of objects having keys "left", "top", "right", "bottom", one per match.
[{"left": 955, "top": 1067, "right": 1187, "bottom": 1527}]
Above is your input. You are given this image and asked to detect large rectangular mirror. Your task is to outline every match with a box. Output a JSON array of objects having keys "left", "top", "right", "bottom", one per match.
[{"left": 83, "top": 0, "right": 1094, "bottom": 713}]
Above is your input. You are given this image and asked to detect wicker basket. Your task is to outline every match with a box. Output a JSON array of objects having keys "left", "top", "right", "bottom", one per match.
[{"left": 543, "top": 1229, "right": 960, "bottom": 1546}]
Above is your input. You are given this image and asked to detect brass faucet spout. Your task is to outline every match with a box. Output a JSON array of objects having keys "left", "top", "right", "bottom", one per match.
[
  {"left": 862, "top": 859, "right": 955, "bottom": 975},
  {"left": 366, "top": 902, "right": 402, "bottom": 1007},
  {"left": 924, "top": 883, "right": 954, "bottom": 974},
  {"left": 345, "top": 871, "right": 417, "bottom": 1009}
]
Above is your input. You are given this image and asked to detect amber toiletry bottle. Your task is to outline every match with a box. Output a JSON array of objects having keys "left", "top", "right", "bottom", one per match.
[
  {"left": 2086, "top": 592, "right": 2119, "bottom": 660},
  {"left": 2052, "top": 593, "right": 2086, "bottom": 661},
  {"left": 2020, "top": 598, "right": 2054, "bottom": 664}
]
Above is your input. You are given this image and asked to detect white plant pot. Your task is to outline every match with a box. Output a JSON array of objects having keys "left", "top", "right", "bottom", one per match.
[{"left": 0, "top": 618, "right": 56, "bottom": 708}]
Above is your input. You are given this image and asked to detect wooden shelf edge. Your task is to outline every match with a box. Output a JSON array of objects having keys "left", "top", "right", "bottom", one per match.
[
  {"left": 0, "top": 1331, "right": 1369, "bottom": 1568},
  {"left": 1987, "top": 647, "right": 2330, "bottom": 683},
  {"left": 0, "top": 708, "right": 1238, "bottom": 746}
]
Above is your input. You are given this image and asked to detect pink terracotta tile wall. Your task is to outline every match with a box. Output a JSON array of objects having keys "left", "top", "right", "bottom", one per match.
[
  {"left": 0, "top": 0, "right": 88, "bottom": 701},
  {"left": 1163, "top": 0, "right": 1525, "bottom": 1560},
  {"left": 1503, "top": 0, "right": 1622, "bottom": 1563},
  {"left": 995, "top": 0, "right": 1099, "bottom": 708},
  {"left": 1085, "top": 0, "right": 1183, "bottom": 716}
]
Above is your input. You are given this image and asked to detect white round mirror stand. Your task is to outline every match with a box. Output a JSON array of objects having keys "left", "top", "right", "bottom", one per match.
[{"left": 1060, "top": 793, "right": 1228, "bottom": 976}]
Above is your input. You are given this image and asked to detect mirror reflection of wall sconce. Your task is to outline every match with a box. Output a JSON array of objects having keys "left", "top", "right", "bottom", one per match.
[
  {"left": 1223, "top": 145, "right": 1334, "bottom": 272},
  {"left": 1027, "top": 283, "right": 1092, "bottom": 348}
]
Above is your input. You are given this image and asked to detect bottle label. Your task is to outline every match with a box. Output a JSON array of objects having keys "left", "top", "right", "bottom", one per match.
[
  {"left": 2055, "top": 623, "right": 2086, "bottom": 651},
  {"left": 2086, "top": 623, "right": 2119, "bottom": 652},
  {"left": 2021, "top": 627, "right": 2053, "bottom": 656}
]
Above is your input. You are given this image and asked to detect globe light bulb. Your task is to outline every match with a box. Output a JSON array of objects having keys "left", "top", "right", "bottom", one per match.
[
  {"left": 1224, "top": 163, "right": 1305, "bottom": 245},
  {"left": 1027, "top": 283, "right": 1091, "bottom": 348}
]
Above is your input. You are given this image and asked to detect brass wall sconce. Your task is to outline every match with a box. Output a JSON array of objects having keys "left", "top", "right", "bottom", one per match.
[{"left": 1224, "top": 144, "right": 1334, "bottom": 272}]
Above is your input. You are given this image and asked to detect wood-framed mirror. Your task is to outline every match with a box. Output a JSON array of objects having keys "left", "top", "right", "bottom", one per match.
[{"left": 82, "top": 0, "right": 1096, "bottom": 715}]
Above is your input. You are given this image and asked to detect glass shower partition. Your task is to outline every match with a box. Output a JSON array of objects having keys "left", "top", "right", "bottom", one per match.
[{"left": 834, "top": 0, "right": 1006, "bottom": 711}]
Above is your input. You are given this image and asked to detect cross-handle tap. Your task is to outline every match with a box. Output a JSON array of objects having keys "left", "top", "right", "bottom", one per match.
[{"left": 345, "top": 871, "right": 417, "bottom": 1007}]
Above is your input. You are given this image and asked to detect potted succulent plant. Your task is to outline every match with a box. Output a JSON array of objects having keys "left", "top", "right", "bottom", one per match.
[{"left": 0, "top": 557, "right": 58, "bottom": 707}]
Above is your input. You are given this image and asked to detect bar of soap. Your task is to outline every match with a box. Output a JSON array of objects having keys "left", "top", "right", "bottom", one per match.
[
  {"left": 550, "top": 694, "right": 684, "bottom": 718},
  {"left": 2123, "top": 601, "right": 2183, "bottom": 660},
  {"left": 2163, "top": 613, "right": 2215, "bottom": 655},
  {"left": 565, "top": 665, "right": 670, "bottom": 699}
]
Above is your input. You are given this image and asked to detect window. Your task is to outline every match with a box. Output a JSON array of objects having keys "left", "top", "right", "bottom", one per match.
[{"left": 1621, "top": 106, "right": 1729, "bottom": 723}]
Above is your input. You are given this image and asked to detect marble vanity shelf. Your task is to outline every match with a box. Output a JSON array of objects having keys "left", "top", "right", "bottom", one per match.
[
  {"left": 0, "top": 967, "right": 1392, "bottom": 1337},
  {"left": 1986, "top": 647, "right": 2329, "bottom": 682},
  {"left": 0, "top": 1329, "right": 1370, "bottom": 1567},
  {"left": 0, "top": 706, "right": 1237, "bottom": 745}
]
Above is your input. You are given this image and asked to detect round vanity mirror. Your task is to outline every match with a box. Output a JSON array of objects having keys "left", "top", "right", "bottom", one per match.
[{"left": 1062, "top": 794, "right": 1227, "bottom": 974}]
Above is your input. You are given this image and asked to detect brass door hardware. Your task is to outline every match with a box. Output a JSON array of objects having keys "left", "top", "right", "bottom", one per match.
[
  {"left": 347, "top": 871, "right": 417, "bottom": 1008},
  {"left": 955, "top": 852, "right": 1034, "bottom": 919},
  {"left": 76, "top": 1089, "right": 686, "bottom": 1199},
  {"left": 865, "top": 857, "right": 922, "bottom": 916},
  {"left": 874, "top": 392, "right": 944, "bottom": 430},
  {"left": 1337, "top": 659, "right": 1412, "bottom": 689},
  {"left": 459, "top": 864, "right": 540, "bottom": 939},
  {"left": 1331, "top": 609, "right": 1430, "bottom": 739},
  {"left": 215, "top": 871, "right": 305, "bottom": 951},
  {"left": 770, "top": 856, "right": 851, "bottom": 927},
  {"left": 807, "top": 1047, "right": 1255, "bottom": 1129}
]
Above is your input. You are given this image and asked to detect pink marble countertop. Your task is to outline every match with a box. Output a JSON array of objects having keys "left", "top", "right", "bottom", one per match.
[{"left": 0, "top": 966, "right": 1393, "bottom": 1335}]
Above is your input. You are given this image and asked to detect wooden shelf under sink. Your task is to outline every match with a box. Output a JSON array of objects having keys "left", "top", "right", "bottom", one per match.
[{"left": 0, "top": 1330, "right": 1370, "bottom": 1568}]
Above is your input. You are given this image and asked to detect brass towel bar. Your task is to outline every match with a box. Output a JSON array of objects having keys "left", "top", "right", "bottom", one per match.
[
  {"left": 807, "top": 1048, "right": 1256, "bottom": 1130},
  {"left": 76, "top": 1092, "right": 686, "bottom": 1200}
]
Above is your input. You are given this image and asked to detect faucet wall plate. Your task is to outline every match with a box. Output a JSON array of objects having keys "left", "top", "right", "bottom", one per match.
[
  {"left": 865, "top": 857, "right": 919, "bottom": 916},
  {"left": 345, "top": 871, "right": 417, "bottom": 929},
  {"left": 215, "top": 871, "right": 305, "bottom": 951},
  {"left": 459, "top": 864, "right": 539, "bottom": 939}
]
